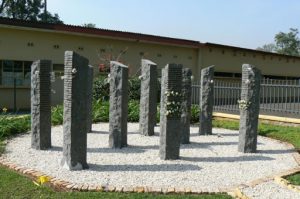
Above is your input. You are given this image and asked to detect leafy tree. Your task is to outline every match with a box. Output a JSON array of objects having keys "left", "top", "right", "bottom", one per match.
[
  {"left": 0, "top": 0, "right": 9, "bottom": 14},
  {"left": 258, "top": 28, "right": 300, "bottom": 56},
  {"left": 275, "top": 28, "right": 300, "bottom": 56},
  {"left": 82, "top": 23, "right": 96, "bottom": 28},
  {"left": 0, "top": 0, "right": 63, "bottom": 24},
  {"left": 39, "top": 11, "right": 63, "bottom": 24},
  {"left": 256, "top": 43, "right": 276, "bottom": 53}
]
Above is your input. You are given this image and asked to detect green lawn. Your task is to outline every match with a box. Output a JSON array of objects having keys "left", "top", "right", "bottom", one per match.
[
  {"left": 213, "top": 119, "right": 300, "bottom": 149},
  {"left": 0, "top": 166, "right": 231, "bottom": 199},
  {"left": 285, "top": 173, "right": 300, "bottom": 186}
]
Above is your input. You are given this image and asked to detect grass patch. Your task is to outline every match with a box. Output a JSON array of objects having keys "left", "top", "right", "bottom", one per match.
[
  {"left": 0, "top": 166, "right": 231, "bottom": 199},
  {"left": 285, "top": 173, "right": 300, "bottom": 186},
  {"left": 213, "top": 118, "right": 300, "bottom": 149}
]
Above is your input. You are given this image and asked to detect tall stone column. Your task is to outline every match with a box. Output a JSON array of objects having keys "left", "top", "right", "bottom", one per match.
[
  {"left": 139, "top": 59, "right": 157, "bottom": 136},
  {"left": 159, "top": 64, "right": 182, "bottom": 160},
  {"left": 109, "top": 61, "right": 128, "bottom": 148},
  {"left": 31, "top": 60, "right": 52, "bottom": 150},
  {"left": 87, "top": 65, "right": 94, "bottom": 133},
  {"left": 238, "top": 64, "right": 261, "bottom": 153},
  {"left": 61, "top": 51, "right": 89, "bottom": 170},
  {"left": 181, "top": 68, "right": 192, "bottom": 144},
  {"left": 199, "top": 66, "right": 214, "bottom": 135}
]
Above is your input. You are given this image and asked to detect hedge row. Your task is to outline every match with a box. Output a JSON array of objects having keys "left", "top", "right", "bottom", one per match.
[
  {"left": 51, "top": 100, "right": 200, "bottom": 126},
  {"left": 93, "top": 75, "right": 161, "bottom": 102}
]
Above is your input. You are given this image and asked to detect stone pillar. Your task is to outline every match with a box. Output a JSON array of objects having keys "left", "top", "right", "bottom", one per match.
[
  {"left": 61, "top": 51, "right": 89, "bottom": 170},
  {"left": 181, "top": 68, "right": 192, "bottom": 144},
  {"left": 109, "top": 61, "right": 128, "bottom": 148},
  {"left": 31, "top": 60, "right": 52, "bottom": 150},
  {"left": 238, "top": 64, "right": 261, "bottom": 153},
  {"left": 199, "top": 65, "right": 214, "bottom": 135},
  {"left": 159, "top": 64, "right": 182, "bottom": 160},
  {"left": 139, "top": 59, "right": 157, "bottom": 136},
  {"left": 87, "top": 65, "right": 94, "bottom": 133}
]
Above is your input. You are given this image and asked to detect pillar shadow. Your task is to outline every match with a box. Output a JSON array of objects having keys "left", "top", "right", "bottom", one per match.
[
  {"left": 190, "top": 133, "right": 238, "bottom": 137},
  {"left": 257, "top": 149, "right": 296, "bottom": 154},
  {"left": 91, "top": 131, "right": 108, "bottom": 134},
  {"left": 87, "top": 163, "right": 201, "bottom": 172},
  {"left": 49, "top": 146, "right": 62, "bottom": 152},
  {"left": 181, "top": 155, "right": 274, "bottom": 162},
  {"left": 87, "top": 146, "right": 146, "bottom": 154}
]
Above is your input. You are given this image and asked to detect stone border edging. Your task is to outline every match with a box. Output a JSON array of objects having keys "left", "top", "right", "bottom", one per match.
[
  {"left": 228, "top": 188, "right": 251, "bottom": 199},
  {"left": 274, "top": 176, "right": 300, "bottom": 193},
  {"left": 213, "top": 112, "right": 300, "bottom": 124},
  {"left": 0, "top": 156, "right": 231, "bottom": 195}
]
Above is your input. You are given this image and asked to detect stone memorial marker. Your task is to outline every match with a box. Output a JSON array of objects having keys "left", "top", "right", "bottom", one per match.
[
  {"left": 199, "top": 65, "right": 214, "bottom": 135},
  {"left": 61, "top": 51, "right": 89, "bottom": 170},
  {"left": 31, "top": 60, "right": 52, "bottom": 150},
  {"left": 139, "top": 59, "right": 158, "bottom": 136},
  {"left": 181, "top": 68, "right": 192, "bottom": 144},
  {"left": 87, "top": 65, "right": 93, "bottom": 133},
  {"left": 238, "top": 64, "right": 261, "bottom": 153},
  {"left": 109, "top": 61, "right": 128, "bottom": 148},
  {"left": 159, "top": 64, "right": 182, "bottom": 160}
]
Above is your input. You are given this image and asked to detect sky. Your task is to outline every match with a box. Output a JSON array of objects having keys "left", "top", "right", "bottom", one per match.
[{"left": 47, "top": 0, "right": 300, "bottom": 50}]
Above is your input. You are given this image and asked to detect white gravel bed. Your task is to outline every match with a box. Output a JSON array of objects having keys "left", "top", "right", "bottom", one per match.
[
  {"left": 3, "top": 123, "right": 298, "bottom": 192},
  {"left": 242, "top": 181, "right": 300, "bottom": 199}
]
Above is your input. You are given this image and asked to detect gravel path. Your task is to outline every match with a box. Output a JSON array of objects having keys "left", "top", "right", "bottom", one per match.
[
  {"left": 242, "top": 181, "right": 300, "bottom": 199},
  {"left": 3, "top": 123, "right": 298, "bottom": 192}
]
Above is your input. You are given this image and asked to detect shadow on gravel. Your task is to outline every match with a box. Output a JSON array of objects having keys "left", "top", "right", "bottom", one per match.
[
  {"left": 181, "top": 155, "right": 274, "bottom": 162},
  {"left": 257, "top": 149, "right": 295, "bottom": 154},
  {"left": 50, "top": 145, "right": 157, "bottom": 153},
  {"left": 87, "top": 147, "right": 146, "bottom": 154},
  {"left": 189, "top": 132, "right": 239, "bottom": 137},
  {"left": 91, "top": 131, "right": 108, "bottom": 134},
  {"left": 87, "top": 163, "right": 201, "bottom": 172},
  {"left": 49, "top": 146, "right": 62, "bottom": 151}
]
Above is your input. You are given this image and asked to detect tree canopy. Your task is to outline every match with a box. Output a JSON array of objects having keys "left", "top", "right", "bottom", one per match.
[
  {"left": 0, "top": 0, "right": 63, "bottom": 24},
  {"left": 257, "top": 28, "right": 300, "bottom": 56},
  {"left": 82, "top": 23, "right": 96, "bottom": 28}
]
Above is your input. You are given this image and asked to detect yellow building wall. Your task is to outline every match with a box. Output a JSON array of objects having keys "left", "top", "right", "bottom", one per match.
[
  {"left": 0, "top": 26, "right": 198, "bottom": 109},
  {"left": 0, "top": 27, "right": 198, "bottom": 75},
  {"left": 200, "top": 46, "right": 300, "bottom": 77}
]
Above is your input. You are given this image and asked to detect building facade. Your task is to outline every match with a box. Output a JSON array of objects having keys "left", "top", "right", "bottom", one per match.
[{"left": 0, "top": 17, "right": 299, "bottom": 110}]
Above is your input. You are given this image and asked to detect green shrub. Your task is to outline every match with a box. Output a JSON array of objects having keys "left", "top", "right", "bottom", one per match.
[
  {"left": 93, "top": 75, "right": 142, "bottom": 101},
  {"left": 191, "top": 104, "right": 200, "bottom": 123},
  {"left": 92, "top": 100, "right": 109, "bottom": 122},
  {"left": 51, "top": 105, "right": 63, "bottom": 126},
  {"left": 128, "top": 77, "right": 141, "bottom": 100},
  {"left": 128, "top": 101, "right": 140, "bottom": 122},
  {"left": 93, "top": 75, "right": 110, "bottom": 101},
  {"left": 0, "top": 115, "right": 30, "bottom": 140}
]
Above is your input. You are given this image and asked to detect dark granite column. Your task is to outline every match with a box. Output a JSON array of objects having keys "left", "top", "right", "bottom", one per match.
[
  {"left": 181, "top": 68, "right": 192, "bottom": 144},
  {"left": 238, "top": 64, "right": 261, "bottom": 153},
  {"left": 199, "top": 66, "right": 214, "bottom": 135},
  {"left": 61, "top": 51, "right": 89, "bottom": 170},
  {"left": 31, "top": 60, "right": 52, "bottom": 150},
  {"left": 109, "top": 61, "right": 128, "bottom": 148},
  {"left": 159, "top": 64, "right": 183, "bottom": 160},
  {"left": 87, "top": 65, "right": 94, "bottom": 133},
  {"left": 139, "top": 59, "right": 157, "bottom": 136}
]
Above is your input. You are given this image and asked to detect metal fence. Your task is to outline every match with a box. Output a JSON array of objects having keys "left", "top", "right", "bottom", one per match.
[{"left": 192, "top": 78, "right": 300, "bottom": 118}]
